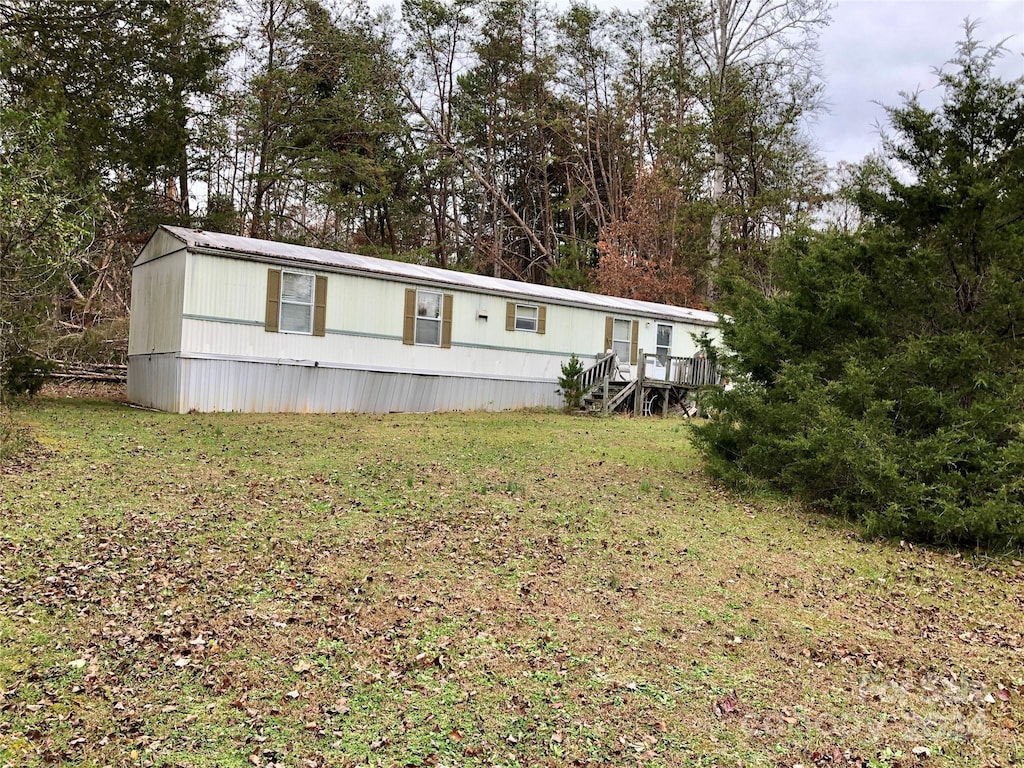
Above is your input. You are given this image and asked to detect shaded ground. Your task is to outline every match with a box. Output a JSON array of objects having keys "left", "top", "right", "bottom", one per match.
[
  {"left": 1, "top": 395, "right": 1022, "bottom": 767},
  {"left": 38, "top": 379, "right": 127, "bottom": 403}
]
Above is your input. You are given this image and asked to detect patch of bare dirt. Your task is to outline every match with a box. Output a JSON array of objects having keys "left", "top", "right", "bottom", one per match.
[{"left": 41, "top": 379, "right": 127, "bottom": 402}]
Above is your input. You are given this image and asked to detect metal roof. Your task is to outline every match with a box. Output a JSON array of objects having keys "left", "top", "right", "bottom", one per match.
[{"left": 157, "top": 225, "right": 720, "bottom": 326}]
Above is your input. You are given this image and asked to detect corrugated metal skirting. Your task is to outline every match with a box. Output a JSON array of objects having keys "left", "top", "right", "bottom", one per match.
[
  {"left": 128, "top": 355, "right": 561, "bottom": 413},
  {"left": 128, "top": 353, "right": 182, "bottom": 412}
]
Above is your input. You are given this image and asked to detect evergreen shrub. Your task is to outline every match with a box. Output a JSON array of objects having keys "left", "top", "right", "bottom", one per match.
[
  {"left": 557, "top": 354, "right": 586, "bottom": 411},
  {"left": 693, "top": 33, "right": 1024, "bottom": 550},
  {"left": 2, "top": 355, "right": 55, "bottom": 399}
]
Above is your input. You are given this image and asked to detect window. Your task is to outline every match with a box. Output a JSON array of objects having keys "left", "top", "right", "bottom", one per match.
[
  {"left": 416, "top": 289, "right": 442, "bottom": 346},
  {"left": 265, "top": 269, "right": 326, "bottom": 336},
  {"left": 604, "top": 316, "right": 638, "bottom": 364},
  {"left": 506, "top": 301, "right": 546, "bottom": 333},
  {"left": 404, "top": 288, "right": 453, "bottom": 347},
  {"left": 656, "top": 324, "right": 672, "bottom": 366},
  {"left": 612, "top": 318, "right": 632, "bottom": 361},
  {"left": 280, "top": 271, "right": 314, "bottom": 333},
  {"left": 516, "top": 304, "right": 538, "bottom": 331}
]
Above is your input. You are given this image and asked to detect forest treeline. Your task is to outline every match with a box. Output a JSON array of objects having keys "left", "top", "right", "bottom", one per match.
[{"left": 1, "top": 0, "right": 831, "bottom": 362}]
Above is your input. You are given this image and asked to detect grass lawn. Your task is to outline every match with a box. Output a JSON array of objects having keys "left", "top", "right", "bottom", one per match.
[{"left": 1, "top": 396, "right": 1022, "bottom": 767}]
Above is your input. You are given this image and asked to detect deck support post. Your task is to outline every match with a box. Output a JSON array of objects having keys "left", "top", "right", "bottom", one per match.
[{"left": 635, "top": 348, "right": 645, "bottom": 416}]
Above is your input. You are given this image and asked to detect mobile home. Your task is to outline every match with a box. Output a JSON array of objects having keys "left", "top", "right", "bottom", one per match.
[{"left": 128, "top": 226, "right": 720, "bottom": 413}]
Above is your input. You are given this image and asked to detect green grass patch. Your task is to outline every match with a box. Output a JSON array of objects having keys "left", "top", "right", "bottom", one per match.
[{"left": 1, "top": 398, "right": 1022, "bottom": 767}]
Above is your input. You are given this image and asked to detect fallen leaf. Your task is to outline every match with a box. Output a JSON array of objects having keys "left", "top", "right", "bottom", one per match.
[
  {"left": 292, "top": 659, "right": 312, "bottom": 673},
  {"left": 712, "top": 693, "right": 740, "bottom": 717},
  {"left": 327, "top": 697, "right": 350, "bottom": 715}
]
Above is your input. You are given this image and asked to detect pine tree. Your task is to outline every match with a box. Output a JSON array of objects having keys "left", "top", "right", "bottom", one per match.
[
  {"left": 0, "top": 110, "right": 95, "bottom": 396},
  {"left": 692, "top": 27, "right": 1024, "bottom": 549}
]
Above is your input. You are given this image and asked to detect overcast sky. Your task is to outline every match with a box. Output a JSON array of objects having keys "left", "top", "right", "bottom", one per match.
[
  {"left": 382, "top": 0, "right": 1023, "bottom": 166},
  {"left": 568, "top": 0, "right": 1024, "bottom": 165},
  {"left": 814, "top": 0, "right": 1024, "bottom": 166}
]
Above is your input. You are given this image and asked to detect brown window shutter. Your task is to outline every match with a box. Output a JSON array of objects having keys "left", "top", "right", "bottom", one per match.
[
  {"left": 265, "top": 269, "right": 281, "bottom": 332},
  {"left": 441, "top": 293, "right": 453, "bottom": 349},
  {"left": 403, "top": 288, "right": 416, "bottom": 345},
  {"left": 630, "top": 319, "right": 639, "bottom": 364},
  {"left": 604, "top": 316, "right": 613, "bottom": 353},
  {"left": 506, "top": 301, "right": 515, "bottom": 331},
  {"left": 313, "top": 275, "right": 327, "bottom": 336},
  {"left": 537, "top": 305, "right": 546, "bottom": 335}
]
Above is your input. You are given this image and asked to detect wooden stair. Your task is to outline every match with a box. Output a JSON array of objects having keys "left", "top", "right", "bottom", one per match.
[
  {"left": 570, "top": 349, "right": 724, "bottom": 417},
  {"left": 582, "top": 379, "right": 636, "bottom": 414}
]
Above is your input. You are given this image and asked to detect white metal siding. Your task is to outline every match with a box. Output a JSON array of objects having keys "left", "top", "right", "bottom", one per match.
[
  {"left": 634, "top": 317, "right": 711, "bottom": 359},
  {"left": 133, "top": 229, "right": 185, "bottom": 267},
  {"left": 177, "top": 252, "right": 719, "bottom": 382},
  {"left": 128, "top": 251, "right": 186, "bottom": 355}
]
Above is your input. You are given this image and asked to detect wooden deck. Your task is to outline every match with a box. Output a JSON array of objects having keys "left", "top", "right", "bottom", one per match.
[
  {"left": 633, "top": 351, "right": 722, "bottom": 416},
  {"left": 579, "top": 351, "right": 722, "bottom": 415}
]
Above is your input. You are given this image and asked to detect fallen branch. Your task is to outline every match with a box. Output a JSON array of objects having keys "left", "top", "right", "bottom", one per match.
[
  {"left": 50, "top": 371, "right": 126, "bottom": 383},
  {"left": 49, "top": 361, "right": 127, "bottom": 383}
]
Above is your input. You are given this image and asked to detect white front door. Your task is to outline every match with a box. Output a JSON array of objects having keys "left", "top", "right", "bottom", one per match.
[{"left": 651, "top": 324, "right": 672, "bottom": 380}]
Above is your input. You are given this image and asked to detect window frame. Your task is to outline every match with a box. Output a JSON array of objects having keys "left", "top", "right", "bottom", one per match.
[
  {"left": 612, "top": 317, "right": 632, "bottom": 362},
  {"left": 414, "top": 288, "right": 444, "bottom": 347},
  {"left": 404, "top": 287, "right": 452, "bottom": 347},
  {"left": 265, "top": 269, "right": 326, "bottom": 336},
  {"left": 505, "top": 301, "right": 546, "bottom": 334},
  {"left": 655, "top": 323, "right": 672, "bottom": 365},
  {"left": 514, "top": 303, "right": 539, "bottom": 332},
  {"left": 279, "top": 270, "right": 315, "bottom": 335},
  {"left": 603, "top": 315, "right": 638, "bottom": 364}
]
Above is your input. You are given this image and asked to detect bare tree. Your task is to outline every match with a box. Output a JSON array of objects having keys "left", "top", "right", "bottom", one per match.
[
  {"left": 689, "top": 0, "right": 829, "bottom": 299},
  {"left": 400, "top": 0, "right": 477, "bottom": 267},
  {"left": 238, "top": 0, "right": 305, "bottom": 238}
]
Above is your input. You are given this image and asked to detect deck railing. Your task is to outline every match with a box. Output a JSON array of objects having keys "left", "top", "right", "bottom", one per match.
[
  {"left": 579, "top": 352, "right": 618, "bottom": 395},
  {"left": 573, "top": 350, "right": 722, "bottom": 415},
  {"left": 637, "top": 351, "right": 723, "bottom": 387}
]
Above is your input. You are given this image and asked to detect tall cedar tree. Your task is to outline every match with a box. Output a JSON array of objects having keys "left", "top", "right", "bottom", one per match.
[
  {"left": 0, "top": 0, "right": 227, "bottom": 340},
  {"left": 0, "top": 0, "right": 227, "bottom": 218},
  {"left": 692, "top": 29, "right": 1024, "bottom": 550},
  {"left": 0, "top": 110, "right": 95, "bottom": 391},
  {"left": 285, "top": 0, "right": 411, "bottom": 251}
]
